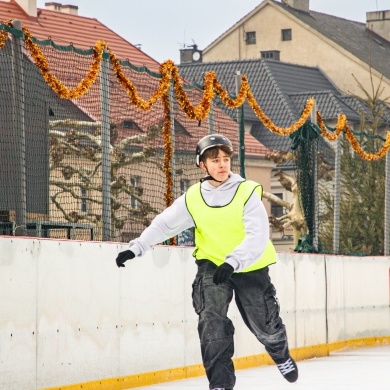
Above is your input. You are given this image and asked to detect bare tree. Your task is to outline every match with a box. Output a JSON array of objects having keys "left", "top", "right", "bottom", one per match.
[
  {"left": 264, "top": 149, "right": 334, "bottom": 246},
  {"left": 49, "top": 120, "right": 161, "bottom": 235}
]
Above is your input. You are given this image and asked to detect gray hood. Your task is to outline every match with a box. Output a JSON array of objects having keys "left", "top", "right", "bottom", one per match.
[{"left": 200, "top": 172, "right": 245, "bottom": 207}]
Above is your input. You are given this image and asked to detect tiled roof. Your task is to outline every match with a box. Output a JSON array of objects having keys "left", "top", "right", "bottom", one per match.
[
  {"left": 179, "top": 58, "right": 361, "bottom": 151},
  {"left": 205, "top": 0, "right": 390, "bottom": 82},
  {"left": 290, "top": 91, "right": 361, "bottom": 122},
  {"left": 0, "top": 1, "right": 272, "bottom": 158},
  {"left": 0, "top": 0, "right": 159, "bottom": 70}
]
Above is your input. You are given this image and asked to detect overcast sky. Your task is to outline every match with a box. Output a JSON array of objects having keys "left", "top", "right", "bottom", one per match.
[{"left": 36, "top": 0, "right": 387, "bottom": 63}]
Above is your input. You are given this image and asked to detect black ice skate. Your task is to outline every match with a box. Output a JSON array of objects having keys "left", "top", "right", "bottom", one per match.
[{"left": 276, "top": 356, "right": 298, "bottom": 383}]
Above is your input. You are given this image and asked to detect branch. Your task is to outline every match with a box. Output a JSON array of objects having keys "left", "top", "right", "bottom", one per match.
[
  {"left": 49, "top": 119, "right": 102, "bottom": 130},
  {"left": 263, "top": 191, "right": 291, "bottom": 210}
]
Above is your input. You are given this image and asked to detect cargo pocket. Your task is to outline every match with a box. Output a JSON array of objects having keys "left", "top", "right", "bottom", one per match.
[
  {"left": 191, "top": 276, "right": 204, "bottom": 315},
  {"left": 264, "top": 285, "right": 280, "bottom": 325}
]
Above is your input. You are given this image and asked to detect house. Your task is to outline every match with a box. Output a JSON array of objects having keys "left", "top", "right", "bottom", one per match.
[
  {"left": 0, "top": 0, "right": 273, "bottom": 242},
  {"left": 0, "top": 26, "right": 95, "bottom": 233},
  {"left": 179, "top": 58, "right": 363, "bottom": 249},
  {"left": 0, "top": 0, "right": 159, "bottom": 71},
  {"left": 191, "top": 0, "right": 390, "bottom": 100}
]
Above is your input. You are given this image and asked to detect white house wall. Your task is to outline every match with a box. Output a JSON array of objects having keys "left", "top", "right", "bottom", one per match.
[{"left": 204, "top": 2, "right": 390, "bottom": 98}]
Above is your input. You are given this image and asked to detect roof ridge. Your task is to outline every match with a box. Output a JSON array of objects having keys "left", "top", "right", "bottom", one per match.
[
  {"left": 290, "top": 90, "right": 337, "bottom": 96},
  {"left": 272, "top": 0, "right": 365, "bottom": 25}
]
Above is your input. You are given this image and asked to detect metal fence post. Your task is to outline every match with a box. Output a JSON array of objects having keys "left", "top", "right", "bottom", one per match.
[
  {"left": 169, "top": 84, "right": 176, "bottom": 199},
  {"left": 11, "top": 20, "right": 27, "bottom": 236},
  {"left": 384, "top": 152, "right": 390, "bottom": 255},
  {"left": 310, "top": 103, "right": 319, "bottom": 251},
  {"left": 100, "top": 48, "right": 111, "bottom": 241},
  {"left": 208, "top": 100, "right": 215, "bottom": 135},
  {"left": 333, "top": 136, "right": 341, "bottom": 254},
  {"left": 235, "top": 71, "right": 245, "bottom": 178}
]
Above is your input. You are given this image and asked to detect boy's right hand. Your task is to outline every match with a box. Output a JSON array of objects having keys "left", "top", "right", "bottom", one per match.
[{"left": 116, "top": 250, "right": 135, "bottom": 267}]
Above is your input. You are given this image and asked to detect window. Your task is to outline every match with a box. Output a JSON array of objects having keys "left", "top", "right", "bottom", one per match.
[
  {"left": 245, "top": 31, "right": 256, "bottom": 45},
  {"left": 123, "top": 120, "right": 141, "bottom": 131},
  {"left": 260, "top": 50, "right": 280, "bottom": 61},
  {"left": 271, "top": 193, "right": 284, "bottom": 218},
  {"left": 80, "top": 187, "right": 87, "bottom": 213},
  {"left": 80, "top": 176, "right": 88, "bottom": 213},
  {"left": 130, "top": 176, "right": 139, "bottom": 209},
  {"left": 282, "top": 28, "right": 292, "bottom": 41}
]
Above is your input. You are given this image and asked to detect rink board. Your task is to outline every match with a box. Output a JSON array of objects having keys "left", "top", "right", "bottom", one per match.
[{"left": 0, "top": 237, "right": 389, "bottom": 389}]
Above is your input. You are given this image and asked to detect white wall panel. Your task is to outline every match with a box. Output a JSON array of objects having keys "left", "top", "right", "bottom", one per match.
[
  {"left": 0, "top": 237, "right": 389, "bottom": 390},
  {"left": 294, "top": 254, "right": 327, "bottom": 347},
  {"left": 326, "top": 255, "right": 390, "bottom": 343},
  {"left": 0, "top": 238, "right": 38, "bottom": 390}
]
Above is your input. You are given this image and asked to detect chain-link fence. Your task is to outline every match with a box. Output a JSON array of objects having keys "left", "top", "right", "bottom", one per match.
[
  {"left": 1, "top": 21, "right": 390, "bottom": 256},
  {"left": 0, "top": 23, "right": 243, "bottom": 243},
  {"left": 292, "top": 121, "right": 389, "bottom": 256}
]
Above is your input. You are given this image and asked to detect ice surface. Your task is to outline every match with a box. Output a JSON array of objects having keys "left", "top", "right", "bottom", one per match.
[{"left": 130, "top": 345, "right": 390, "bottom": 389}]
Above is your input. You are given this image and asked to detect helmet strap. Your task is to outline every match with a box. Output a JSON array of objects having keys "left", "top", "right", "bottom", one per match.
[
  {"left": 199, "top": 164, "right": 223, "bottom": 183},
  {"left": 200, "top": 175, "right": 223, "bottom": 183}
]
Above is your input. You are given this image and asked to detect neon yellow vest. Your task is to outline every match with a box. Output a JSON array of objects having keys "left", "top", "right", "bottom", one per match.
[{"left": 185, "top": 180, "right": 276, "bottom": 272}]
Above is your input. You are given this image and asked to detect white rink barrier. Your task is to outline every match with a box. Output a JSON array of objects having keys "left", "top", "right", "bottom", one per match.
[{"left": 0, "top": 237, "right": 389, "bottom": 390}]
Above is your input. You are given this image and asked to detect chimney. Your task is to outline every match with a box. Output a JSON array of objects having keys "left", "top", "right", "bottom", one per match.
[
  {"left": 45, "top": 2, "right": 79, "bottom": 15},
  {"left": 366, "top": 10, "right": 390, "bottom": 42},
  {"left": 15, "top": 0, "right": 37, "bottom": 17},
  {"left": 281, "top": 0, "right": 310, "bottom": 13},
  {"left": 179, "top": 45, "right": 203, "bottom": 65}
]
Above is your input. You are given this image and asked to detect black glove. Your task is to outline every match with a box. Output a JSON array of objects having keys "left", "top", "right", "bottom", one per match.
[
  {"left": 116, "top": 250, "right": 135, "bottom": 268},
  {"left": 213, "top": 263, "right": 234, "bottom": 285}
]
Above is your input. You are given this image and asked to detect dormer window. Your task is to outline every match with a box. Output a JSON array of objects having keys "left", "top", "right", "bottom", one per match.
[
  {"left": 123, "top": 120, "right": 139, "bottom": 130},
  {"left": 260, "top": 50, "right": 280, "bottom": 61}
]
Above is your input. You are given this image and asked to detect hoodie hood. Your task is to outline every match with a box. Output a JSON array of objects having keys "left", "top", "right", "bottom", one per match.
[
  {"left": 200, "top": 173, "right": 245, "bottom": 206},
  {"left": 201, "top": 172, "right": 244, "bottom": 191}
]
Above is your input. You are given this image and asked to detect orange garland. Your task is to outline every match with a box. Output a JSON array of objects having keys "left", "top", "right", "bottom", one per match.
[
  {"left": 161, "top": 91, "right": 174, "bottom": 207},
  {"left": 317, "top": 111, "right": 390, "bottom": 160},
  {"left": 0, "top": 23, "right": 388, "bottom": 164},
  {"left": 22, "top": 27, "right": 104, "bottom": 99},
  {"left": 247, "top": 91, "right": 315, "bottom": 136},
  {"left": 109, "top": 50, "right": 173, "bottom": 111},
  {"left": 316, "top": 112, "right": 345, "bottom": 141},
  {"left": 0, "top": 29, "right": 8, "bottom": 48}
]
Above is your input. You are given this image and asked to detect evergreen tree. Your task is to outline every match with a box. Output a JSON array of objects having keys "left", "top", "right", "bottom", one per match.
[{"left": 320, "top": 75, "right": 389, "bottom": 255}]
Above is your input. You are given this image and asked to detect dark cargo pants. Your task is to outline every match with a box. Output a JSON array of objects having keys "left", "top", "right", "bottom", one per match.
[{"left": 192, "top": 260, "right": 290, "bottom": 389}]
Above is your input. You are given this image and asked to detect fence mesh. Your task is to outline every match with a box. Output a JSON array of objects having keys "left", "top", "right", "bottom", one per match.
[
  {"left": 1, "top": 23, "right": 389, "bottom": 255},
  {"left": 0, "top": 25, "right": 242, "bottom": 244}
]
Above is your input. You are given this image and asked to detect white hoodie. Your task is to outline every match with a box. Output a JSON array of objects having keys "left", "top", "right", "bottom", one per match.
[{"left": 128, "top": 173, "right": 270, "bottom": 272}]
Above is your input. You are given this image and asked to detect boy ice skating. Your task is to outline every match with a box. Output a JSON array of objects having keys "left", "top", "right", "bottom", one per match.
[{"left": 116, "top": 134, "right": 298, "bottom": 389}]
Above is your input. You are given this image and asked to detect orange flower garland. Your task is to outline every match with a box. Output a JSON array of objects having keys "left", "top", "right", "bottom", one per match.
[
  {"left": 110, "top": 51, "right": 172, "bottom": 111},
  {"left": 161, "top": 91, "right": 174, "bottom": 207},
  {"left": 317, "top": 110, "right": 390, "bottom": 160},
  {"left": 22, "top": 27, "right": 105, "bottom": 99},
  {"left": 247, "top": 91, "right": 315, "bottom": 136},
  {"left": 317, "top": 112, "right": 345, "bottom": 141},
  {"left": 213, "top": 76, "right": 249, "bottom": 108},
  {"left": 0, "top": 22, "right": 388, "bottom": 167},
  {"left": 0, "top": 20, "right": 12, "bottom": 48},
  {"left": 343, "top": 120, "right": 390, "bottom": 161},
  {"left": 0, "top": 29, "right": 8, "bottom": 48}
]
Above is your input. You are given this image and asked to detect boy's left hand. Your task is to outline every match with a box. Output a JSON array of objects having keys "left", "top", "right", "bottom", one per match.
[{"left": 213, "top": 263, "right": 234, "bottom": 285}]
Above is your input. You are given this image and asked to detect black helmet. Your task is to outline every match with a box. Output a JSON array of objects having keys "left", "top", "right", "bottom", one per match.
[{"left": 195, "top": 134, "right": 233, "bottom": 167}]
